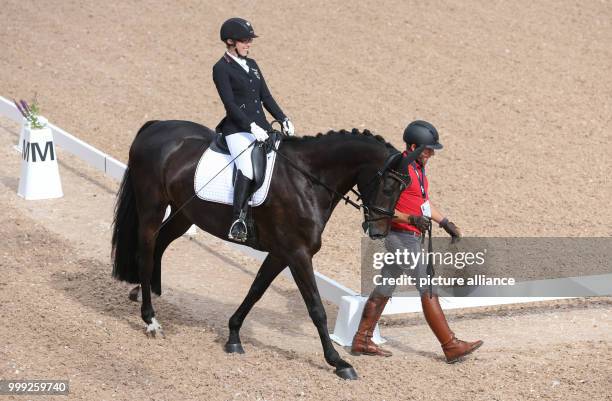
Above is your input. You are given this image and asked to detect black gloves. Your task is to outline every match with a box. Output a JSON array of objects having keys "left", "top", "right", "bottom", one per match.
[
  {"left": 440, "top": 218, "right": 461, "bottom": 243},
  {"left": 408, "top": 215, "right": 430, "bottom": 232},
  {"left": 407, "top": 215, "right": 461, "bottom": 243}
]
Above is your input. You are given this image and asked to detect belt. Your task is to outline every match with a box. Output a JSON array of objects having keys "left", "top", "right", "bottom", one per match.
[{"left": 390, "top": 228, "right": 422, "bottom": 237}]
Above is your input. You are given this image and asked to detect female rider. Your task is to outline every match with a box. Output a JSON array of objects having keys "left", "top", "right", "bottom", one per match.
[{"left": 213, "top": 17, "right": 294, "bottom": 242}]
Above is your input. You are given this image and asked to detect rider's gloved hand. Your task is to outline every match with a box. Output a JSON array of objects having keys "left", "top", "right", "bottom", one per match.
[
  {"left": 440, "top": 217, "right": 461, "bottom": 243},
  {"left": 282, "top": 118, "right": 295, "bottom": 136},
  {"left": 408, "top": 215, "right": 430, "bottom": 232},
  {"left": 250, "top": 122, "right": 269, "bottom": 142}
]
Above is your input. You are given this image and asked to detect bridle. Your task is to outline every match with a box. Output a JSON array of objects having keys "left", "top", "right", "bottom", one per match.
[{"left": 354, "top": 152, "right": 411, "bottom": 225}]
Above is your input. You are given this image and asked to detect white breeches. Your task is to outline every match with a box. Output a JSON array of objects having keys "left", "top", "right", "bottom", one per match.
[{"left": 225, "top": 132, "right": 256, "bottom": 179}]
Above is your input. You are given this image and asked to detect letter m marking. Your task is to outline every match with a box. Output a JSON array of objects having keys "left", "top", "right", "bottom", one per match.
[{"left": 31, "top": 141, "right": 55, "bottom": 162}]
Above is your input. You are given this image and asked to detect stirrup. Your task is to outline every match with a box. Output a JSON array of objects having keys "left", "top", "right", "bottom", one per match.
[{"left": 228, "top": 211, "right": 248, "bottom": 242}]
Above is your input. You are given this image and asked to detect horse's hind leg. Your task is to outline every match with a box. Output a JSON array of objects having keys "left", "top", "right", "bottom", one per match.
[
  {"left": 226, "top": 254, "right": 286, "bottom": 353},
  {"left": 152, "top": 210, "right": 191, "bottom": 296},
  {"left": 128, "top": 210, "right": 191, "bottom": 302},
  {"left": 136, "top": 206, "right": 166, "bottom": 337}
]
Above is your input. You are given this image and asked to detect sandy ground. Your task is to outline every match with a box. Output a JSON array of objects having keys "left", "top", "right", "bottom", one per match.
[
  {"left": 1, "top": 118, "right": 611, "bottom": 400},
  {"left": 1, "top": 0, "right": 612, "bottom": 400}
]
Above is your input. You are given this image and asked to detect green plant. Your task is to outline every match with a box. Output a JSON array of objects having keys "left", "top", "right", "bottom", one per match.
[{"left": 13, "top": 96, "right": 46, "bottom": 129}]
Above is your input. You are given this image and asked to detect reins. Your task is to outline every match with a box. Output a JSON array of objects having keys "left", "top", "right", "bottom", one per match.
[
  {"left": 267, "top": 145, "right": 363, "bottom": 211},
  {"left": 266, "top": 122, "right": 401, "bottom": 218},
  {"left": 268, "top": 137, "right": 407, "bottom": 222}
]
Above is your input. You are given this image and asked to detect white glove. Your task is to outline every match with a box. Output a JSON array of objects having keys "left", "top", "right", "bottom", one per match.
[
  {"left": 282, "top": 118, "right": 295, "bottom": 136},
  {"left": 250, "top": 122, "right": 269, "bottom": 141}
]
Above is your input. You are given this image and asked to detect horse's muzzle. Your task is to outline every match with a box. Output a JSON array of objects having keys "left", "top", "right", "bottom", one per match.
[{"left": 363, "top": 221, "right": 390, "bottom": 239}]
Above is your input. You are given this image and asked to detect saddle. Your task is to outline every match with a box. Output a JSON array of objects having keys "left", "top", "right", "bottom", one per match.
[{"left": 210, "top": 131, "right": 281, "bottom": 193}]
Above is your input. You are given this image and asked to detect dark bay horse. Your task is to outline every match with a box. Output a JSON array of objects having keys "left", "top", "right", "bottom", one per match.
[{"left": 111, "top": 120, "right": 424, "bottom": 379}]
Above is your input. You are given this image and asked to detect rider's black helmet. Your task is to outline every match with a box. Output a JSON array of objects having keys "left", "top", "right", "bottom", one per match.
[
  {"left": 220, "top": 18, "right": 258, "bottom": 42},
  {"left": 403, "top": 120, "right": 443, "bottom": 150}
]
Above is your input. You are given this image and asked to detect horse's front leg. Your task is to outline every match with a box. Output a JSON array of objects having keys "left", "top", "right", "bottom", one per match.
[
  {"left": 225, "top": 254, "right": 286, "bottom": 353},
  {"left": 288, "top": 250, "right": 358, "bottom": 380}
]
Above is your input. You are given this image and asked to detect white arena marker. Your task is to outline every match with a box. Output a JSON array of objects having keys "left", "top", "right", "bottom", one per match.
[
  {"left": 17, "top": 121, "right": 63, "bottom": 200},
  {"left": 330, "top": 295, "right": 386, "bottom": 346}
]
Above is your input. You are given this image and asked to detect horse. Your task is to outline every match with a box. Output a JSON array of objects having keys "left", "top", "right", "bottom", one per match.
[{"left": 111, "top": 120, "right": 425, "bottom": 379}]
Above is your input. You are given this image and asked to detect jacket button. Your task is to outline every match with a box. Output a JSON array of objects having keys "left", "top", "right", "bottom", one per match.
[
  {"left": 256, "top": 110, "right": 260, "bottom": 114},
  {"left": 254, "top": 100, "right": 258, "bottom": 103},
  {"left": 250, "top": 79, "right": 253, "bottom": 82}
]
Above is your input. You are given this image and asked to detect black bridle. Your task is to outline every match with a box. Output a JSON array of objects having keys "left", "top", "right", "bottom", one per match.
[{"left": 354, "top": 152, "right": 410, "bottom": 224}]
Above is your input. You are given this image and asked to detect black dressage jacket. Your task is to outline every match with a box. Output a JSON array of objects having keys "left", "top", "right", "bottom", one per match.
[{"left": 213, "top": 53, "right": 286, "bottom": 136}]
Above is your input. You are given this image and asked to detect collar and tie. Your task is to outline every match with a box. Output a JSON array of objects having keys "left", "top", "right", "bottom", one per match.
[{"left": 226, "top": 51, "right": 249, "bottom": 73}]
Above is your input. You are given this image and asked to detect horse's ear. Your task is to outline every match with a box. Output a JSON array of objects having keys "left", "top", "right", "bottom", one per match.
[
  {"left": 403, "top": 145, "right": 426, "bottom": 166},
  {"left": 398, "top": 153, "right": 411, "bottom": 173},
  {"left": 381, "top": 152, "right": 402, "bottom": 173}
]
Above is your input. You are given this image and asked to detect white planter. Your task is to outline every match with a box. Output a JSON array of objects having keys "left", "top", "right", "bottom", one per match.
[{"left": 17, "top": 124, "right": 63, "bottom": 200}]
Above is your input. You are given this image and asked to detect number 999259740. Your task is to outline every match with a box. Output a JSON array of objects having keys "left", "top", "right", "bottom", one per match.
[{"left": 0, "top": 380, "right": 69, "bottom": 395}]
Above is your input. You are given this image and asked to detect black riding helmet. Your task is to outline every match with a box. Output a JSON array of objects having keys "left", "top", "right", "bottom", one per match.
[
  {"left": 220, "top": 17, "right": 258, "bottom": 42},
  {"left": 403, "top": 120, "right": 443, "bottom": 150}
]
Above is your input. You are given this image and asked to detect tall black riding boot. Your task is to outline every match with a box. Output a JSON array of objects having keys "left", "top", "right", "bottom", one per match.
[{"left": 228, "top": 171, "right": 252, "bottom": 242}]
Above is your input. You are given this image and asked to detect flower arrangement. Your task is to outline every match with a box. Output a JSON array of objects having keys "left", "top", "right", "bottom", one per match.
[{"left": 13, "top": 96, "right": 46, "bottom": 129}]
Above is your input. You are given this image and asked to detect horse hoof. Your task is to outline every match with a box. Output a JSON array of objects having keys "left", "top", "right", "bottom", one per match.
[
  {"left": 335, "top": 366, "right": 358, "bottom": 380},
  {"left": 224, "top": 342, "right": 245, "bottom": 354},
  {"left": 129, "top": 286, "right": 141, "bottom": 302},
  {"left": 145, "top": 318, "right": 164, "bottom": 338}
]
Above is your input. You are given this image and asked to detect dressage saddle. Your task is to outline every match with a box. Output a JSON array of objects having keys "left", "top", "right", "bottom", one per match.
[{"left": 210, "top": 130, "right": 281, "bottom": 194}]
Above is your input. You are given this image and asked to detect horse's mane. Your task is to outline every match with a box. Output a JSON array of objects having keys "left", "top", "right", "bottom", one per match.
[{"left": 282, "top": 128, "right": 396, "bottom": 151}]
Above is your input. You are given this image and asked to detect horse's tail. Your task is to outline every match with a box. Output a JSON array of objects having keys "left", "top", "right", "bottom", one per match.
[
  {"left": 111, "top": 167, "right": 140, "bottom": 283},
  {"left": 111, "top": 121, "right": 158, "bottom": 283}
]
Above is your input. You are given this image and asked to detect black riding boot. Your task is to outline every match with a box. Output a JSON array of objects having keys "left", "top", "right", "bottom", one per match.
[{"left": 228, "top": 171, "right": 252, "bottom": 242}]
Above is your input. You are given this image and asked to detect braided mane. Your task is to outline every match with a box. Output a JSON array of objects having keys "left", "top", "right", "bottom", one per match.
[{"left": 282, "top": 128, "right": 396, "bottom": 150}]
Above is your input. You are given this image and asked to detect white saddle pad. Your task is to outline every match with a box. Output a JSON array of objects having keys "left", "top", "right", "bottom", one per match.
[{"left": 194, "top": 138, "right": 281, "bottom": 207}]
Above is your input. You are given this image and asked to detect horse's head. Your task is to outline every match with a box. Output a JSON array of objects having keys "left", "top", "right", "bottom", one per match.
[{"left": 358, "top": 145, "right": 426, "bottom": 239}]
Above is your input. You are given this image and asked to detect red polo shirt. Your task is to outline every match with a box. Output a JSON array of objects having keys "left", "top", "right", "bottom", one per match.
[{"left": 391, "top": 152, "right": 429, "bottom": 234}]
